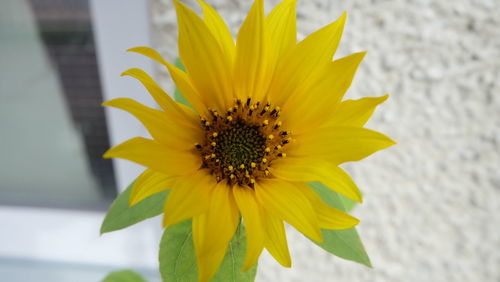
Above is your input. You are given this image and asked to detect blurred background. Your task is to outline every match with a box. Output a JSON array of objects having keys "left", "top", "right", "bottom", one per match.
[{"left": 0, "top": 0, "right": 498, "bottom": 281}]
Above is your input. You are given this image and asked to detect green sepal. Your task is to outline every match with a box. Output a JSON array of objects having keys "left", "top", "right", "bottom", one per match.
[
  {"left": 102, "top": 270, "right": 147, "bottom": 282},
  {"left": 308, "top": 182, "right": 372, "bottom": 267},
  {"left": 100, "top": 181, "right": 169, "bottom": 234},
  {"left": 159, "top": 219, "right": 257, "bottom": 282}
]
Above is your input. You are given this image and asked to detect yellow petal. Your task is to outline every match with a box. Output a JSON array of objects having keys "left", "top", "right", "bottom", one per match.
[
  {"left": 271, "top": 158, "right": 363, "bottom": 203},
  {"left": 127, "top": 47, "right": 209, "bottom": 117},
  {"left": 284, "top": 52, "right": 367, "bottom": 133},
  {"left": 192, "top": 217, "right": 228, "bottom": 282},
  {"left": 162, "top": 170, "right": 215, "bottom": 227},
  {"left": 102, "top": 98, "right": 201, "bottom": 148},
  {"left": 103, "top": 137, "right": 200, "bottom": 176},
  {"left": 234, "top": 0, "right": 271, "bottom": 102},
  {"left": 259, "top": 207, "right": 291, "bottom": 267},
  {"left": 174, "top": 0, "right": 233, "bottom": 112},
  {"left": 324, "top": 95, "right": 389, "bottom": 128},
  {"left": 297, "top": 183, "right": 360, "bottom": 230},
  {"left": 196, "top": 0, "right": 235, "bottom": 64},
  {"left": 103, "top": 98, "right": 169, "bottom": 142},
  {"left": 130, "top": 169, "right": 176, "bottom": 206},
  {"left": 255, "top": 179, "right": 322, "bottom": 242},
  {"left": 266, "top": 0, "right": 297, "bottom": 66},
  {"left": 195, "top": 181, "right": 239, "bottom": 256},
  {"left": 120, "top": 68, "right": 200, "bottom": 128},
  {"left": 270, "top": 12, "right": 346, "bottom": 106},
  {"left": 127, "top": 46, "right": 164, "bottom": 64},
  {"left": 232, "top": 186, "right": 264, "bottom": 271},
  {"left": 291, "top": 126, "right": 396, "bottom": 164}
]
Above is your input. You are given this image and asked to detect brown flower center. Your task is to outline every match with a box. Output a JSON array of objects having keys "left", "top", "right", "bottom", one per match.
[{"left": 195, "top": 98, "right": 290, "bottom": 187}]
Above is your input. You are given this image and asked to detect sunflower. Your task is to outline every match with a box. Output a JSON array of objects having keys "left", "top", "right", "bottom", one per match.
[{"left": 103, "top": 0, "right": 394, "bottom": 281}]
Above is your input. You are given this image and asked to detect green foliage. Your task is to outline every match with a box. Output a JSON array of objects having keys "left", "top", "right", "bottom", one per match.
[
  {"left": 173, "top": 58, "right": 192, "bottom": 108},
  {"left": 308, "top": 182, "right": 372, "bottom": 267},
  {"left": 102, "top": 270, "right": 147, "bottom": 282},
  {"left": 339, "top": 190, "right": 357, "bottom": 212},
  {"left": 100, "top": 181, "right": 169, "bottom": 234},
  {"left": 159, "top": 220, "right": 257, "bottom": 282}
]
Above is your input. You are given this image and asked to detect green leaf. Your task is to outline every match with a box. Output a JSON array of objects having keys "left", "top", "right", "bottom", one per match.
[
  {"left": 159, "top": 220, "right": 257, "bottom": 282},
  {"left": 174, "top": 57, "right": 186, "bottom": 72},
  {"left": 339, "top": 191, "right": 357, "bottom": 212},
  {"left": 308, "top": 182, "right": 372, "bottom": 267},
  {"left": 102, "top": 270, "right": 147, "bottom": 282},
  {"left": 100, "top": 181, "right": 169, "bottom": 234},
  {"left": 213, "top": 224, "right": 257, "bottom": 282},
  {"left": 173, "top": 58, "right": 192, "bottom": 108},
  {"left": 314, "top": 181, "right": 358, "bottom": 212}
]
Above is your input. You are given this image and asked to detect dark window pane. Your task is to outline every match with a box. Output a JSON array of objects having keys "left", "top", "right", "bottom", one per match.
[{"left": 0, "top": 0, "right": 116, "bottom": 210}]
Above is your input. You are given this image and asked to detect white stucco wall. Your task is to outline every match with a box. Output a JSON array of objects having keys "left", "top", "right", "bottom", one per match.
[{"left": 150, "top": 0, "right": 500, "bottom": 281}]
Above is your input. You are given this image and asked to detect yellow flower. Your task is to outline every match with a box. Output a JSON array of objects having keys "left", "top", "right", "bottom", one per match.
[{"left": 103, "top": 0, "right": 395, "bottom": 281}]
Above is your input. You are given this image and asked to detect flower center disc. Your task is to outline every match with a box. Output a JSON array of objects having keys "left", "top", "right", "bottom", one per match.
[
  {"left": 215, "top": 122, "right": 266, "bottom": 168},
  {"left": 195, "top": 98, "right": 290, "bottom": 187}
]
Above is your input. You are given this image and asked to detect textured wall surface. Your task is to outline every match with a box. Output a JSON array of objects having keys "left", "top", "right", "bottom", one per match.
[{"left": 150, "top": 0, "right": 500, "bottom": 281}]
